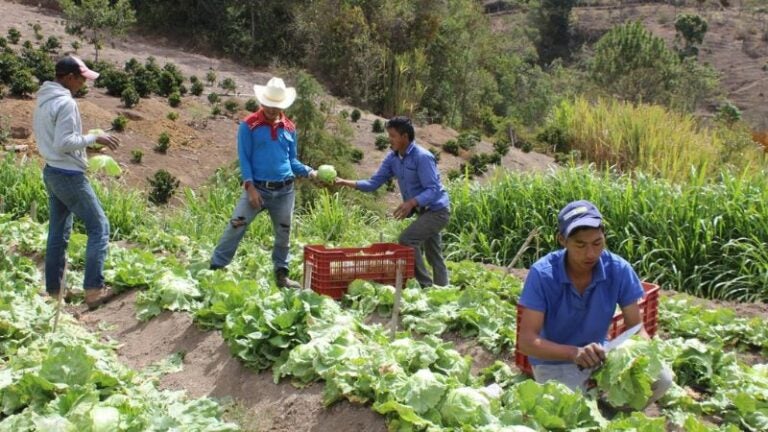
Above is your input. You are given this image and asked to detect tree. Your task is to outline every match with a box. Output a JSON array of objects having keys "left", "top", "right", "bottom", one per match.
[
  {"left": 675, "top": 13, "right": 708, "bottom": 58},
  {"left": 591, "top": 22, "right": 681, "bottom": 106},
  {"left": 59, "top": 0, "right": 136, "bottom": 62},
  {"left": 530, "top": 0, "right": 576, "bottom": 64}
]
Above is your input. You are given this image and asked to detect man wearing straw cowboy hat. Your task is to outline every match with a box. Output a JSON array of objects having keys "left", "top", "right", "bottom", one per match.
[
  {"left": 34, "top": 55, "right": 121, "bottom": 309},
  {"left": 210, "top": 76, "right": 317, "bottom": 288}
]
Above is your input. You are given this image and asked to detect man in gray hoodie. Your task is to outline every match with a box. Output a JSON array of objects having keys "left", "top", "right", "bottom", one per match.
[{"left": 34, "top": 55, "right": 120, "bottom": 309}]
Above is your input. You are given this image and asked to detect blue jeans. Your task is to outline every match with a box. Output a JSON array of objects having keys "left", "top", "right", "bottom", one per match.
[
  {"left": 210, "top": 184, "right": 295, "bottom": 270},
  {"left": 43, "top": 166, "right": 110, "bottom": 293}
]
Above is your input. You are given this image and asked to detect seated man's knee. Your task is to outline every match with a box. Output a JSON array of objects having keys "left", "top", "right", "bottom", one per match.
[{"left": 654, "top": 365, "right": 674, "bottom": 393}]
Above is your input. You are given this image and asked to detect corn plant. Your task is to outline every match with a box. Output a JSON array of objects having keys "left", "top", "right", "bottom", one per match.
[
  {"left": 446, "top": 166, "right": 768, "bottom": 301},
  {"left": 0, "top": 154, "right": 47, "bottom": 222}
]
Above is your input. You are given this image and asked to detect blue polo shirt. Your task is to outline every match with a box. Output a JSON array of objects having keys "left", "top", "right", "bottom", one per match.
[
  {"left": 519, "top": 249, "right": 644, "bottom": 365},
  {"left": 356, "top": 141, "right": 449, "bottom": 211}
]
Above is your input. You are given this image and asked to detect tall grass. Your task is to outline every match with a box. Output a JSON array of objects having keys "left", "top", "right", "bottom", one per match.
[
  {"left": 0, "top": 154, "right": 47, "bottom": 222},
  {"left": 545, "top": 97, "right": 765, "bottom": 182},
  {"left": 446, "top": 166, "right": 768, "bottom": 301},
  {"left": 0, "top": 155, "right": 148, "bottom": 238}
]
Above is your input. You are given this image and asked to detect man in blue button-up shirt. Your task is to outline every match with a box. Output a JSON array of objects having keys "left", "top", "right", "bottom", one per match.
[
  {"left": 517, "top": 200, "right": 672, "bottom": 408},
  {"left": 336, "top": 117, "right": 450, "bottom": 287}
]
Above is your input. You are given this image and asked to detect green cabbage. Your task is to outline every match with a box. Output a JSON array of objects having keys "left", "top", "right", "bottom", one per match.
[
  {"left": 88, "top": 155, "right": 122, "bottom": 177},
  {"left": 440, "top": 386, "right": 496, "bottom": 427},
  {"left": 317, "top": 164, "right": 337, "bottom": 183}
]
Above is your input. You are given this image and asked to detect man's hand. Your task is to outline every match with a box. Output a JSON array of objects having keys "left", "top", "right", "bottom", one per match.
[
  {"left": 95, "top": 134, "right": 120, "bottom": 151},
  {"left": 393, "top": 198, "right": 418, "bottom": 220},
  {"left": 246, "top": 185, "right": 263, "bottom": 208},
  {"left": 335, "top": 178, "right": 356, "bottom": 188},
  {"left": 573, "top": 343, "right": 606, "bottom": 369},
  {"left": 308, "top": 169, "right": 318, "bottom": 179}
]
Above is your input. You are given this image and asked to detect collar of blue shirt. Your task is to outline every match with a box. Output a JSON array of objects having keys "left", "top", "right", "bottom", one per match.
[
  {"left": 553, "top": 249, "right": 608, "bottom": 287},
  {"left": 397, "top": 141, "right": 417, "bottom": 159}
]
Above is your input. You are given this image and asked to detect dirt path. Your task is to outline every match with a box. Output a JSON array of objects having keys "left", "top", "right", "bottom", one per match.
[{"left": 82, "top": 290, "right": 388, "bottom": 432}]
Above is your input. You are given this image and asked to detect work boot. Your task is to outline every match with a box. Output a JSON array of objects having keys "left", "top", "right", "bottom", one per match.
[
  {"left": 275, "top": 268, "right": 301, "bottom": 289},
  {"left": 84, "top": 286, "right": 118, "bottom": 310}
]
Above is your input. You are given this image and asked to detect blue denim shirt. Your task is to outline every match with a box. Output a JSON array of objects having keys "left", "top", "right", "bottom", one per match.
[
  {"left": 237, "top": 121, "right": 312, "bottom": 183},
  {"left": 356, "top": 142, "right": 449, "bottom": 211},
  {"left": 519, "top": 249, "right": 645, "bottom": 365}
]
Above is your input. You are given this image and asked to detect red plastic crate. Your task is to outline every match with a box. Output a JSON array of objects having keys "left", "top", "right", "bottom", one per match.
[
  {"left": 514, "top": 281, "right": 660, "bottom": 376},
  {"left": 303, "top": 243, "right": 415, "bottom": 299}
]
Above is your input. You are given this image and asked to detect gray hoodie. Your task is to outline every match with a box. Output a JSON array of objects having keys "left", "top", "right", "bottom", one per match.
[{"left": 33, "top": 81, "right": 96, "bottom": 172}]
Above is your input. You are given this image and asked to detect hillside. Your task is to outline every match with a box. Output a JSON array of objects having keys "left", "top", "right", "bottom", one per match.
[
  {"left": 0, "top": 0, "right": 553, "bottom": 195},
  {"left": 489, "top": 0, "right": 768, "bottom": 129}
]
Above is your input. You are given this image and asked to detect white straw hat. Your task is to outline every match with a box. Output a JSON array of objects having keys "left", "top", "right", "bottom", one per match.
[{"left": 253, "top": 77, "right": 296, "bottom": 109}]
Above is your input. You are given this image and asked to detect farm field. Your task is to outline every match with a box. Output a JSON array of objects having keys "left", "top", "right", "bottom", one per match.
[
  {"left": 2, "top": 0, "right": 768, "bottom": 430},
  {"left": 2, "top": 156, "right": 767, "bottom": 431}
]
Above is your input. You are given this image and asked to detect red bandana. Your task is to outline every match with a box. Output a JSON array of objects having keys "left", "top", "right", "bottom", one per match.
[{"left": 243, "top": 109, "right": 296, "bottom": 139}]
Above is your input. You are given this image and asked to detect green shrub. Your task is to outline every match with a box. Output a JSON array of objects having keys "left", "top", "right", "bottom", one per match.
[
  {"left": 7, "top": 28, "right": 20, "bottom": 45},
  {"left": 168, "top": 91, "right": 181, "bottom": 107},
  {"left": 70, "top": 40, "right": 80, "bottom": 52},
  {"left": 372, "top": 118, "right": 384, "bottom": 133},
  {"left": 219, "top": 77, "right": 236, "bottom": 95},
  {"left": 121, "top": 86, "right": 139, "bottom": 108},
  {"left": 447, "top": 169, "right": 463, "bottom": 181},
  {"left": 675, "top": 13, "right": 708, "bottom": 58},
  {"left": 20, "top": 46, "right": 54, "bottom": 83},
  {"left": 155, "top": 132, "right": 170, "bottom": 153},
  {"left": 350, "top": 109, "right": 361, "bottom": 123},
  {"left": 9, "top": 69, "right": 38, "bottom": 97},
  {"left": 493, "top": 140, "right": 511, "bottom": 156},
  {"left": 147, "top": 169, "right": 180, "bottom": 204},
  {"left": 339, "top": 109, "right": 349, "bottom": 119},
  {"left": 457, "top": 131, "right": 480, "bottom": 150},
  {"left": 205, "top": 69, "right": 216, "bottom": 86},
  {"left": 468, "top": 153, "right": 493, "bottom": 176},
  {"left": 0, "top": 37, "right": 6, "bottom": 48},
  {"left": 537, "top": 124, "right": 570, "bottom": 153},
  {"left": 521, "top": 141, "right": 533, "bottom": 153},
  {"left": 31, "top": 23, "right": 42, "bottom": 40},
  {"left": 166, "top": 111, "right": 179, "bottom": 121},
  {"left": 43, "top": 36, "right": 61, "bottom": 53},
  {"left": 124, "top": 58, "right": 141, "bottom": 73},
  {"left": 224, "top": 98, "right": 239, "bottom": 113},
  {"left": 112, "top": 115, "right": 128, "bottom": 131},
  {"left": 157, "top": 71, "right": 178, "bottom": 97},
  {"left": 101, "top": 69, "right": 132, "bottom": 97},
  {"left": 178, "top": 84, "right": 188, "bottom": 96},
  {"left": 130, "top": 149, "right": 143, "bottom": 164},
  {"left": 0, "top": 115, "right": 9, "bottom": 144},
  {"left": 244, "top": 98, "right": 258, "bottom": 112},
  {"left": 443, "top": 139, "right": 459, "bottom": 156},
  {"left": 0, "top": 52, "right": 20, "bottom": 84},
  {"left": 375, "top": 134, "right": 389, "bottom": 151},
  {"left": 716, "top": 101, "right": 741, "bottom": 125},
  {"left": 190, "top": 81, "right": 204, "bottom": 96},
  {"left": 131, "top": 65, "right": 158, "bottom": 98},
  {"left": 207, "top": 92, "right": 220, "bottom": 104},
  {"left": 190, "top": 75, "right": 199, "bottom": 84},
  {"left": 350, "top": 148, "right": 364, "bottom": 163},
  {"left": 211, "top": 104, "right": 222, "bottom": 116}
]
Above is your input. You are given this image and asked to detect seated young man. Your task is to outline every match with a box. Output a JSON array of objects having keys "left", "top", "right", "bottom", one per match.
[{"left": 517, "top": 200, "right": 672, "bottom": 407}]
